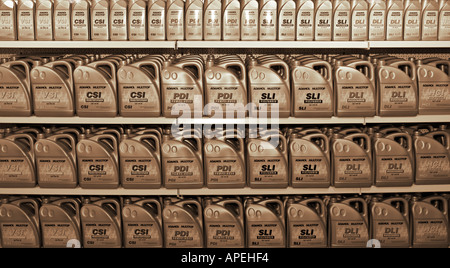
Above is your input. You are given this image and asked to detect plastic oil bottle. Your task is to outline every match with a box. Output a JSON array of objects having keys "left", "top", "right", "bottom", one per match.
[
  {"left": 81, "top": 197, "right": 122, "bottom": 248},
  {"left": 35, "top": 0, "right": 53, "bottom": 40},
  {"left": 245, "top": 197, "right": 286, "bottom": 248},
  {"left": 314, "top": 0, "right": 332, "bottom": 40},
  {"left": 203, "top": 197, "right": 245, "bottom": 248},
  {"left": 54, "top": 0, "right": 71, "bottom": 40},
  {"left": 72, "top": 0, "right": 90, "bottom": 40},
  {"left": 286, "top": 196, "right": 327, "bottom": 248},
  {"left": 185, "top": 0, "right": 203, "bottom": 40},
  {"left": 148, "top": 0, "right": 166, "bottom": 40},
  {"left": 385, "top": 0, "right": 403, "bottom": 40},
  {"left": 277, "top": 0, "right": 295, "bottom": 40},
  {"left": 332, "top": 0, "right": 351, "bottom": 41},
  {"left": 404, "top": 0, "right": 421, "bottom": 40},
  {"left": 259, "top": 0, "right": 277, "bottom": 40},
  {"left": 350, "top": 0, "right": 368, "bottom": 40},
  {"left": 0, "top": 0, "right": 17, "bottom": 40},
  {"left": 367, "top": 0, "right": 386, "bottom": 40},
  {"left": 17, "top": 0, "right": 35, "bottom": 40},
  {"left": 295, "top": 0, "right": 314, "bottom": 40},
  {"left": 91, "top": 0, "right": 110, "bottom": 40},
  {"left": 39, "top": 197, "right": 82, "bottom": 248},
  {"left": 241, "top": 0, "right": 259, "bottom": 40},
  {"left": 204, "top": 0, "right": 222, "bottom": 40},
  {"left": 0, "top": 197, "right": 41, "bottom": 248},
  {"left": 439, "top": 0, "right": 450, "bottom": 40},
  {"left": 122, "top": 197, "right": 163, "bottom": 248},
  {"left": 110, "top": 0, "right": 128, "bottom": 40},
  {"left": 163, "top": 197, "right": 204, "bottom": 248},
  {"left": 421, "top": 0, "right": 439, "bottom": 40},
  {"left": 128, "top": 0, "right": 147, "bottom": 40},
  {"left": 166, "top": 0, "right": 184, "bottom": 40},
  {"left": 222, "top": 0, "right": 240, "bottom": 40}
]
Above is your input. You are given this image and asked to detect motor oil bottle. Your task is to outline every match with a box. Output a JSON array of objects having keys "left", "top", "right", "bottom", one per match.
[
  {"left": 35, "top": 0, "right": 53, "bottom": 40},
  {"left": 404, "top": 0, "right": 421, "bottom": 40},
  {"left": 247, "top": 131, "right": 288, "bottom": 188},
  {"left": 277, "top": 0, "right": 295, "bottom": 40},
  {"left": 386, "top": 0, "right": 403, "bottom": 41},
  {"left": 204, "top": 130, "right": 246, "bottom": 188},
  {"left": 77, "top": 129, "right": 120, "bottom": 189},
  {"left": 81, "top": 197, "right": 122, "bottom": 248},
  {"left": 119, "top": 130, "right": 162, "bottom": 189},
  {"left": 247, "top": 56, "right": 291, "bottom": 117},
  {"left": 128, "top": 0, "right": 147, "bottom": 40},
  {"left": 439, "top": 0, "right": 450, "bottom": 40},
  {"left": 35, "top": 130, "right": 77, "bottom": 188},
  {"left": 416, "top": 58, "right": 450, "bottom": 114},
  {"left": 54, "top": 0, "right": 71, "bottom": 40},
  {"left": 166, "top": 0, "right": 184, "bottom": 40},
  {"left": 185, "top": 0, "right": 203, "bottom": 40},
  {"left": 413, "top": 130, "right": 450, "bottom": 184},
  {"left": 245, "top": 197, "right": 286, "bottom": 248},
  {"left": 289, "top": 131, "right": 330, "bottom": 188},
  {"left": 375, "top": 59, "right": 418, "bottom": 116},
  {"left": 161, "top": 56, "right": 204, "bottom": 118},
  {"left": 204, "top": 0, "right": 222, "bottom": 40},
  {"left": 203, "top": 197, "right": 245, "bottom": 248},
  {"left": 241, "top": 0, "right": 258, "bottom": 40},
  {"left": 259, "top": 0, "right": 277, "bottom": 40},
  {"left": 370, "top": 196, "right": 410, "bottom": 248},
  {"left": 373, "top": 131, "right": 414, "bottom": 187},
  {"left": 72, "top": 0, "right": 90, "bottom": 40},
  {"left": 314, "top": 0, "right": 332, "bottom": 40},
  {"left": 332, "top": 0, "right": 351, "bottom": 41},
  {"left": 0, "top": 131, "right": 36, "bottom": 188},
  {"left": 204, "top": 55, "right": 247, "bottom": 117},
  {"left": 39, "top": 197, "right": 82, "bottom": 248},
  {"left": 290, "top": 58, "right": 333, "bottom": 117},
  {"left": 163, "top": 197, "right": 204, "bottom": 248},
  {"left": 74, "top": 59, "right": 118, "bottom": 117},
  {"left": 31, "top": 59, "right": 76, "bottom": 116},
  {"left": 333, "top": 60, "right": 376, "bottom": 117},
  {"left": 222, "top": 0, "right": 240, "bottom": 40},
  {"left": 0, "top": 0, "right": 17, "bottom": 40},
  {"left": 331, "top": 131, "right": 372, "bottom": 187},
  {"left": 0, "top": 197, "right": 40, "bottom": 248},
  {"left": 286, "top": 196, "right": 327, "bottom": 248},
  {"left": 110, "top": 0, "right": 128, "bottom": 40},
  {"left": 350, "top": 0, "right": 368, "bottom": 40},
  {"left": 368, "top": 0, "right": 386, "bottom": 40},
  {"left": 17, "top": 0, "right": 35, "bottom": 40},
  {"left": 0, "top": 59, "right": 33, "bottom": 116},
  {"left": 295, "top": 0, "right": 314, "bottom": 40},
  {"left": 410, "top": 195, "right": 449, "bottom": 247},
  {"left": 122, "top": 197, "right": 163, "bottom": 248},
  {"left": 421, "top": 0, "right": 439, "bottom": 40},
  {"left": 328, "top": 196, "right": 369, "bottom": 247},
  {"left": 148, "top": 0, "right": 166, "bottom": 40},
  {"left": 91, "top": 0, "right": 109, "bottom": 40},
  {"left": 118, "top": 56, "right": 162, "bottom": 117}
]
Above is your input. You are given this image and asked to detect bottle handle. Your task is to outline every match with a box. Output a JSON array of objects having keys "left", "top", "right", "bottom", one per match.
[
  {"left": 386, "top": 132, "right": 413, "bottom": 152},
  {"left": 222, "top": 61, "right": 247, "bottom": 89},
  {"left": 136, "top": 198, "right": 162, "bottom": 220},
  {"left": 302, "top": 198, "right": 326, "bottom": 219},
  {"left": 8, "top": 133, "right": 35, "bottom": 160},
  {"left": 91, "top": 134, "right": 119, "bottom": 162},
  {"left": 386, "top": 197, "right": 409, "bottom": 219},
  {"left": 96, "top": 199, "right": 122, "bottom": 228},
  {"left": 47, "top": 60, "right": 74, "bottom": 88},
  {"left": 343, "top": 198, "right": 368, "bottom": 218},
  {"left": 136, "top": 60, "right": 161, "bottom": 89},
  {"left": 89, "top": 60, "right": 117, "bottom": 88},
  {"left": 260, "top": 199, "right": 285, "bottom": 220},
  {"left": 264, "top": 61, "right": 290, "bottom": 88},
  {"left": 219, "top": 199, "right": 244, "bottom": 220},
  {"left": 303, "top": 133, "right": 329, "bottom": 154},
  {"left": 53, "top": 198, "right": 80, "bottom": 220},
  {"left": 134, "top": 133, "right": 161, "bottom": 156}
]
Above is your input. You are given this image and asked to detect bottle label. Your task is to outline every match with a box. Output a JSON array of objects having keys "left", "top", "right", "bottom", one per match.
[
  {"left": 404, "top": 10, "right": 420, "bottom": 40},
  {"left": 386, "top": 10, "right": 403, "bottom": 40},
  {"left": 18, "top": 9, "right": 35, "bottom": 40},
  {"left": 36, "top": 9, "right": 53, "bottom": 40},
  {"left": 278, "top": 7, "right": 295, "bottom": 40},
  {"left": 148, "top": 6, "right": 165, "bottom": 40},
  {"left": 369, "top": 9, "right": 385, "bottom": 40},
  {"left": 351, "top": 9, "right": 368, "bottom": 40},
  {"left": 296, "top": 7, "right": 314, "bottom": 40},
  {"left": 185, "top": 8, "right": 202, "bottom": 40},
  {"left": 0, "top": 10, "right": 15, "bottom": 39},
  {"left": 223, "top": 8, "right": 240, "bottom": 40},
  {"left": 241, "top": 8, "right": 258, "bottom": 40},
  {"left": 72, "top": 9, "right": 89, "bottom": 40},
  {"left": 91, "top": 8, "right": 109, "bottom": 40},
  {"left": 129, "top": 7, "right": 146, "bottom": 40}
]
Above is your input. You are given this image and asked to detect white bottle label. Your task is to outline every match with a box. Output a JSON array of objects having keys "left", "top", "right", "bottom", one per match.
[
  {"left": 111, "top": 8, "right": 127, "bottom": 40},
  {"left": 72, "top": 9, "right": 89, "bottom": 40},
  {"left": 36, "top": 9, "right": 52, "bottom": 40},
  {"left": 422, "top": 10, "right": 438, "bottom": 40},
  {"left": 333, "top": 8, "right": 350, "bottom": 40},
  {"left": 278, "top": 7, "right": 295, "bottom": 40},
  {"left": 296, "top": 6, "right": 314, "bottom": 40},
  {"left": 205, "top": 8, "right": 221, "bottom": 40},
  {"left": 259, "top": 7, "right": 276, "bottom": 40},
  {"left": 167, "top": 8, "right": 183, "bottom": 40},
  {"left": 369, "top": 9, "right": 385, "bottom": 40},
  {"left": 223, "top": 8, "right": 240, "bottom": 40},
  {"left": 439, "top": 10, "right": 450, "bottom": 40},
  {"left": 148, "top": 6, "right": 165, "bottom": 40},
  {"left": 54, "top": 9, "right": 71, "bottom": 40},
  {"left": 386, "top": 10, "right": 403, "bottom": 40},
  {"left": 241, "top": 8, "right": 258, "bottom": 40},
  {"left": 351, "top": 9, "right": 368, "bottom": 40},
  {"left": 186, "top": 7, "right": 202, "bottom": 40},
  {"left": 129, "top": 8, "right": 146, "bottom": 40},
  {"left": 0, "top": 10, "right": 15, "bottom": 40},
  {"left": 315, "top": 8, "right": 332, "bottom": 40},
  {"left": 92, "top": 9, "right": 109, "bottom": 40},
  {"left": 18, "top": 9, "right": 35, "bottom": 40},
  {"left": 404, "top": 9, "right": 420, "bottom": 40}
]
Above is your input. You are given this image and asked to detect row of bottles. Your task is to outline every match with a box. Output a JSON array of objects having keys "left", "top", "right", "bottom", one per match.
[
  {"left": 0, "top": 53, "right": 449, "bottom": 118},
  {"left": 0, "top": 0, "right": 449, "bottom": 41},
  {"left": 0, "top": 193, "right": 448, "bottom": 248},
  {"left": 0, "top": 123, "right": 448, "bottom": 189}
]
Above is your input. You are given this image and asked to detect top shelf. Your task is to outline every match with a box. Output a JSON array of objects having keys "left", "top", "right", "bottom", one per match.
[{"left": 0, "top": 41, "right": 449, "bottom": 50}]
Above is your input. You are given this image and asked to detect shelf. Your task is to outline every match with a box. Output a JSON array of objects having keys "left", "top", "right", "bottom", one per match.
[
  {"left": 177, "top": 116, "right": 364, "bottom": 125},
  {"left": 0, "top": 41, "right": 176, "bottom": 49},
  {"left": 364, "top": 115, "right": 450, "bottom": 124},
  {"left": 0, "top": 116, "right": 177, "bottom": 125},
  {"left": 369, "top": 41, "right": 450, "bottom": 48},
  {"left": 0, "top": 186, "right": 178, "bottom": 196},
  {"left": 176, "top": 41, "right": 369, "bottom": 49}
]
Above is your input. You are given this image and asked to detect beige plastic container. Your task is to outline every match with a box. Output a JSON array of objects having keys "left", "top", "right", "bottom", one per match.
[
  {"left": 35, "top": 0, "right": 53, "bottom": 40},
  {"left": 0, "top": 0, "right": 17, "bottom": 40}
]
